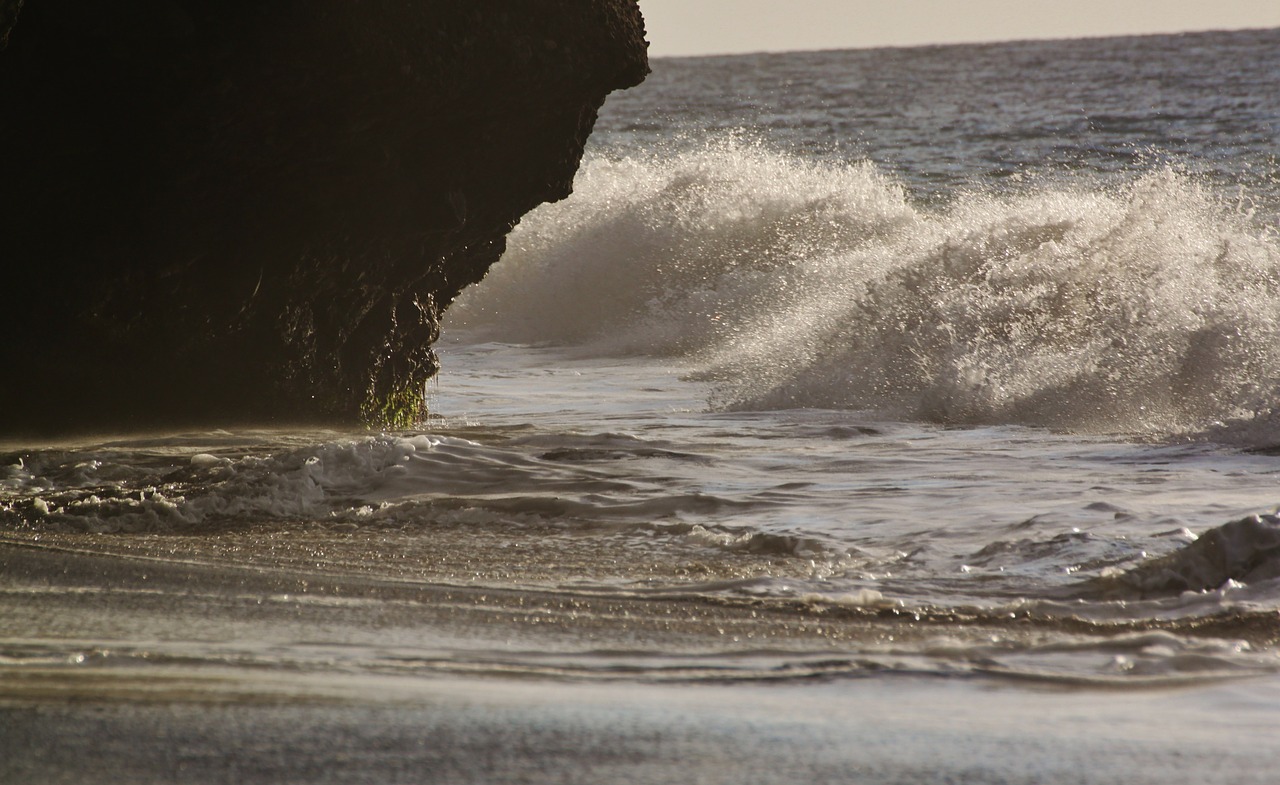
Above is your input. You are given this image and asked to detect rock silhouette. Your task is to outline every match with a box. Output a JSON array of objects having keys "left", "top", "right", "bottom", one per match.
[{"left": 0, "top": 0, "right": 648, "bottom": 433}]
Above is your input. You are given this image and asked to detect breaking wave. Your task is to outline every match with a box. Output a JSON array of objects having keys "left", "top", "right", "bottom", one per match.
[
  {"left": 450, "top": 139, "right": 1280, "bottom": 438},
  {"left": 1096, "top": 513, "right": 1280, "bottom": 598}
]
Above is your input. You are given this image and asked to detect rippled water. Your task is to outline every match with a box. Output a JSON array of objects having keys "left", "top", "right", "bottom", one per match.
[{"left": 5, "top": 339, "right": 1280, "bottom": 684}]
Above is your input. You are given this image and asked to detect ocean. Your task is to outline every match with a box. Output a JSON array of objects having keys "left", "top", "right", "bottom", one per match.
[{"left": 4, "top": 28, "right": 1280, "bottom": 784}]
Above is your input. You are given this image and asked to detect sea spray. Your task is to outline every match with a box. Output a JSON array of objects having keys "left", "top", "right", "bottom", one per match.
[
  {"left": 451, "top": 139, "right": 1280, "bottom": 436},
  {"left": 449, "top": 139, "right": 918, "bottom": 352}
]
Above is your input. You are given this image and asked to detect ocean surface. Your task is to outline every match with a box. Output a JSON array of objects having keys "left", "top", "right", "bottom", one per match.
[{"left": 5, "top": 28, "right": 1280, "bottom": 783}]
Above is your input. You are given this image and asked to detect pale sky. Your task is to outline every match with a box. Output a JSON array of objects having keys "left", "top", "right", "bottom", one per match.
[{"left": 641, "top": 0, "right": 1280, "bottom": 57}]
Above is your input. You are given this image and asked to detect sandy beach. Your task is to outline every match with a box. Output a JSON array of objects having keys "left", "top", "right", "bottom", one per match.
[
  {"left": 6, "top": 660, "right": 1280, "bottom": 784},
  {"left": 4, "top": 537, "right": 1279, "bottom": 784}
]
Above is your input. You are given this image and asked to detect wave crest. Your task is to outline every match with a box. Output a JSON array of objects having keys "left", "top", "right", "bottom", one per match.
[{"left": 451, "top": 140, "right": 1280, "bottom": 437}]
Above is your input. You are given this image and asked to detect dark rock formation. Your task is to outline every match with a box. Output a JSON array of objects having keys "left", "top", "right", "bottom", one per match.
[
  {"left": 0, "top": 0, "right": 648, "bottom": 434},
  {"left": 0, "top": 1, "right": 23, "bottom": 48}
]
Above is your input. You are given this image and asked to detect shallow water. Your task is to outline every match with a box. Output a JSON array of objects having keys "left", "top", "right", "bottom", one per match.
[{"left": 4, "top": 342, "right": 1279, "bottom": 687}]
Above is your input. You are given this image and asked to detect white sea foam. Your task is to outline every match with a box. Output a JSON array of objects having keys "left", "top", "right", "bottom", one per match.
[
  {"left": 450, "top": 139, "right": 1280, "bottom": 437},
  {"left": 0, "top": 435, "right": 467, "bottom": 532}
]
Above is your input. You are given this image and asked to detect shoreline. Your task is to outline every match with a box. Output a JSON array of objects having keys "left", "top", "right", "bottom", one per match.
[{"left": 4, "top": 669, "right": 1280, "bottom": 784}]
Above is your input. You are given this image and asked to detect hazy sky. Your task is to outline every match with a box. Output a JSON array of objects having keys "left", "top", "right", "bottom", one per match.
[{"left": 641, "top": 0, "right": 1280, "bottom": 57}]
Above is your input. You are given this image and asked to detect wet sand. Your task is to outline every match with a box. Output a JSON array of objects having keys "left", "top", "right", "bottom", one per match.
[
  {"left": 5, "top": 669, "right": 1280, "bottom": 784},
  {"left": 3, "top": 538, "right": 1280, "bottom": 783}
]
